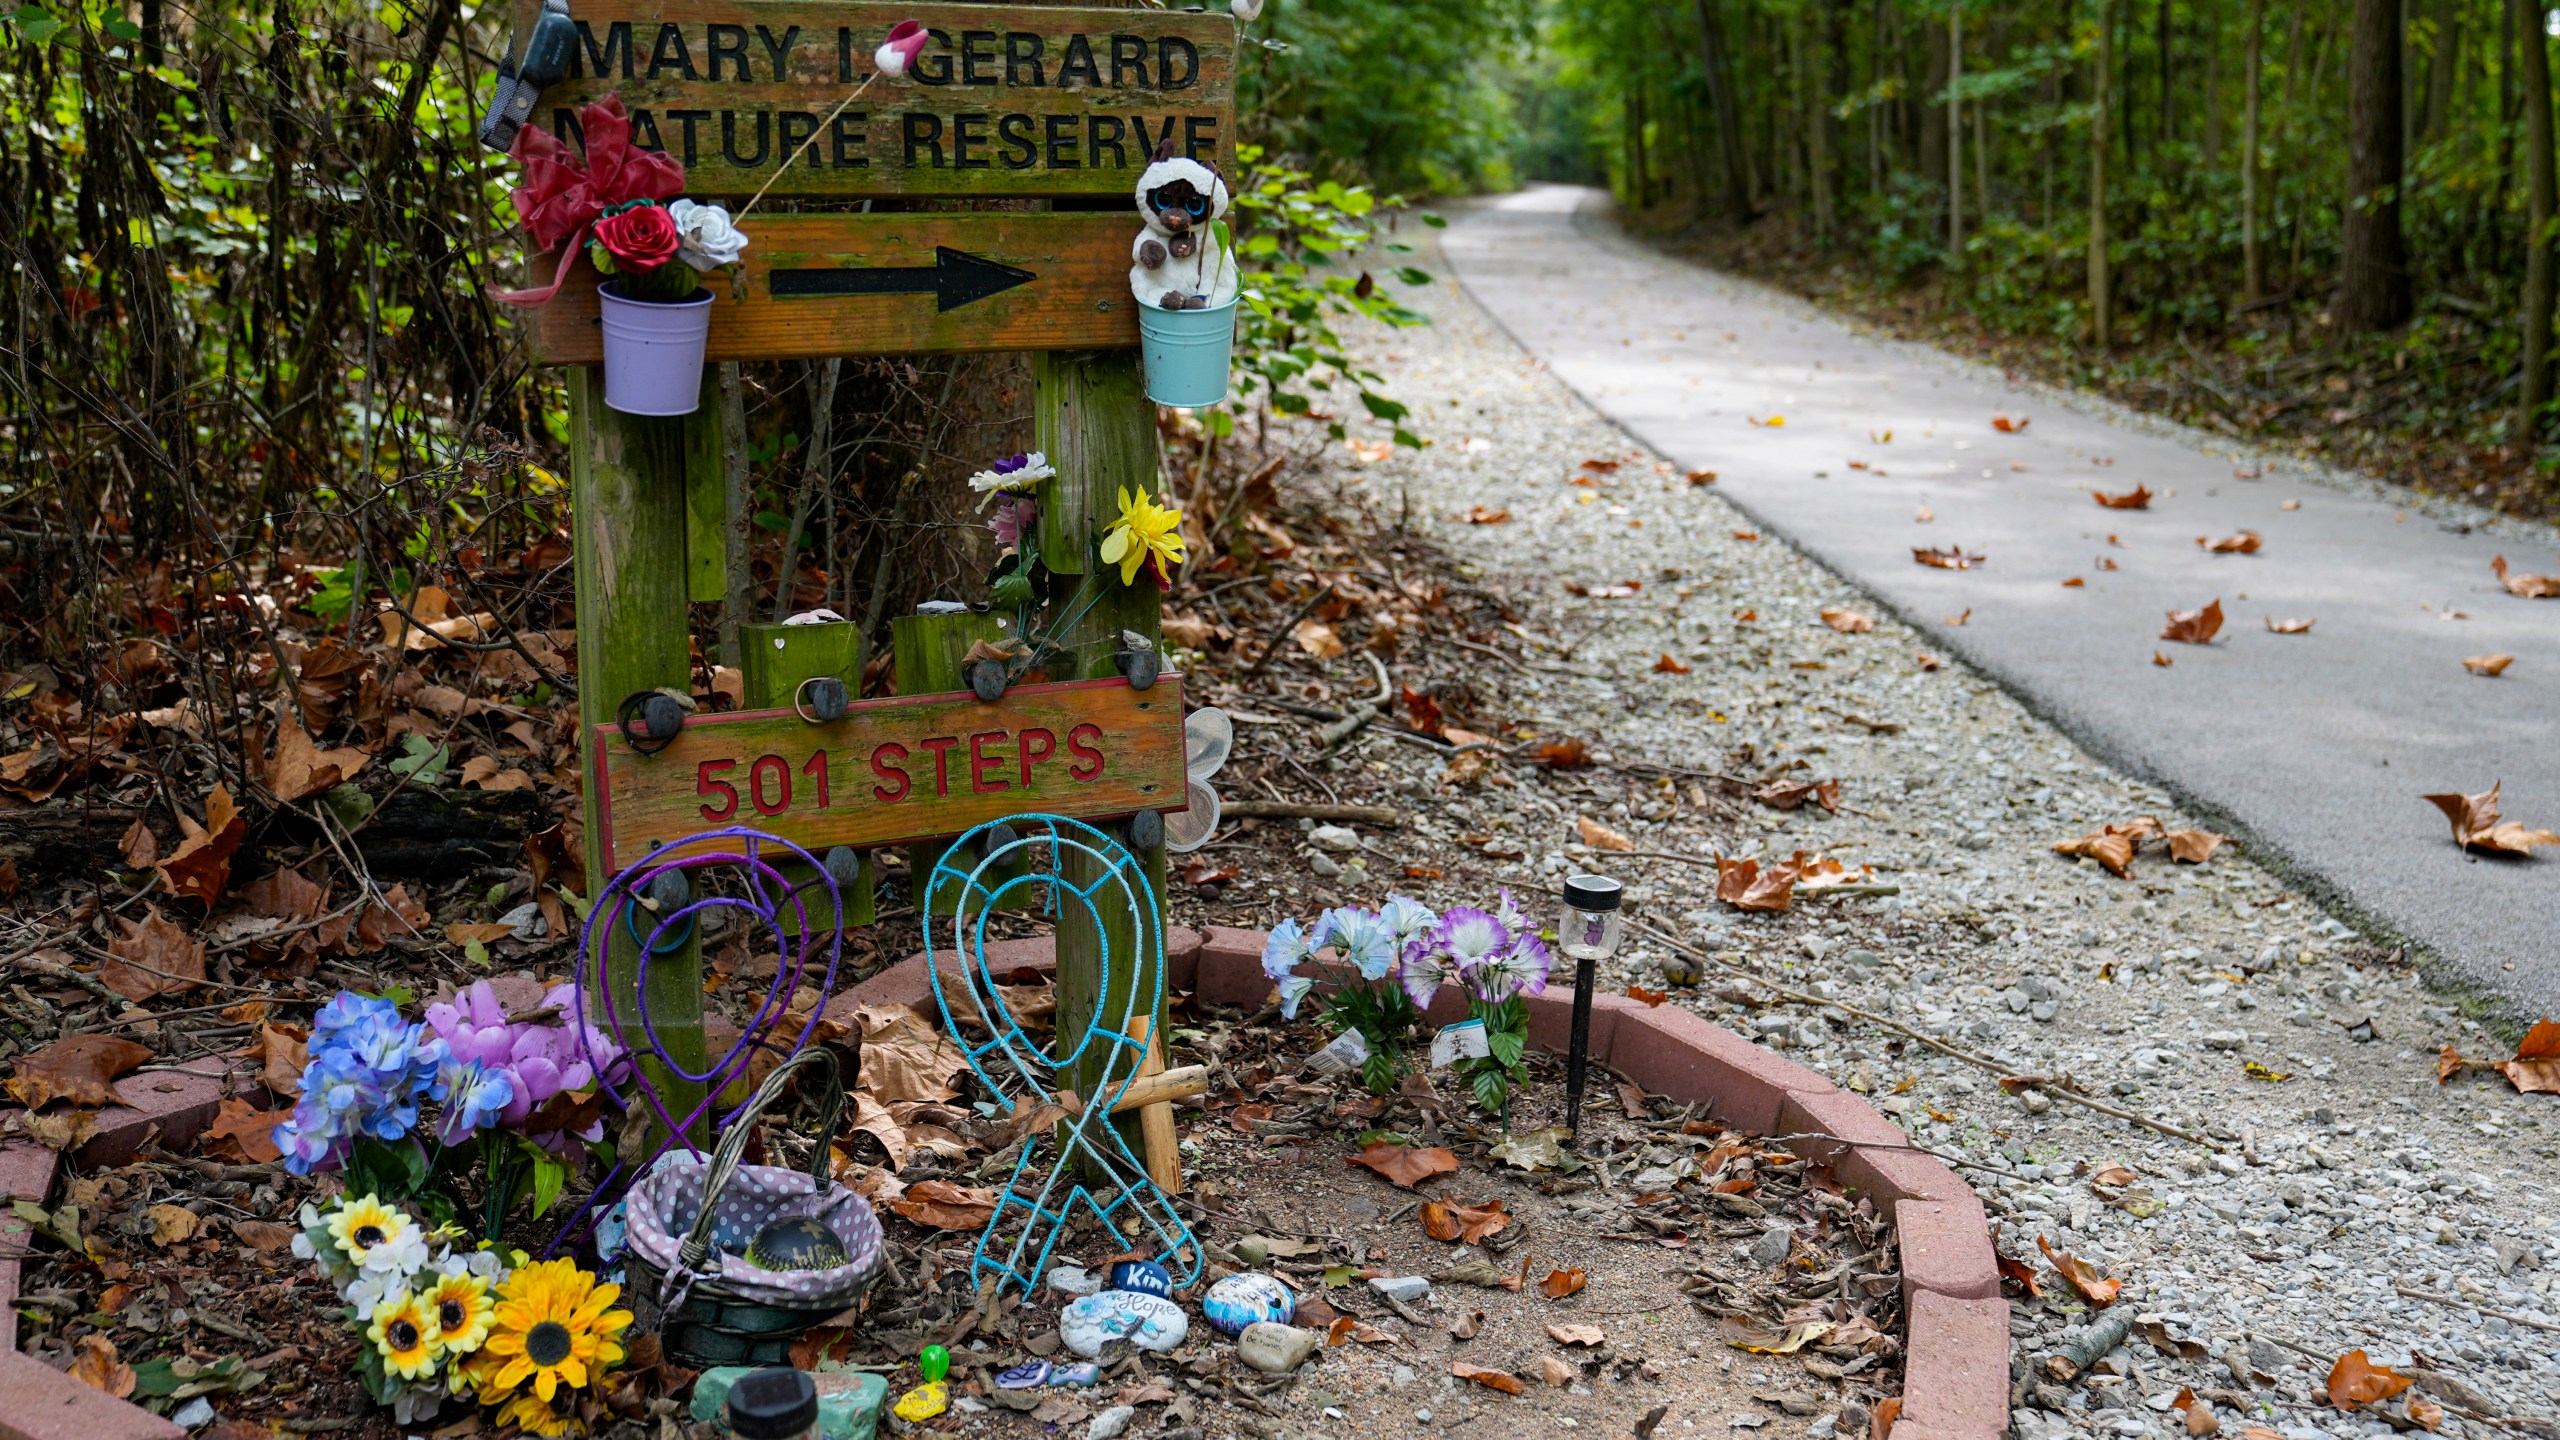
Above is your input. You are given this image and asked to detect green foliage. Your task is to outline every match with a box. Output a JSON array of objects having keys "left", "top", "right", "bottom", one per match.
[
  {"left": 1241, "top": 0, "right": 1533, "bottom": 195},
  {"left": 1456, "top": 995, "right": 1529, "bottom": 1118},
  {"left": 1229, "top": 144, "right": 1434, "bottom": 447},
  {"left": 1321, "top": 977, "right": 1420, "bottom": 1094}
]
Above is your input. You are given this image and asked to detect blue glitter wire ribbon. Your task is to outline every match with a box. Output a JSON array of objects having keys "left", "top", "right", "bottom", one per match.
[{"left": 922, "top": 815, "right": 1201, "bottom": 1298}]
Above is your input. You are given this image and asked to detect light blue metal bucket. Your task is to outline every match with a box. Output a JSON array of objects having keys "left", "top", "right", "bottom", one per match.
[{"left": 1136, "top": 297, "right": 1238, "bottom": 408}]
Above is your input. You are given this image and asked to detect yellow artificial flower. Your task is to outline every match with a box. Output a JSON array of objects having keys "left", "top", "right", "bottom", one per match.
[
  {"left": 479, "top": 1259, "right": 633, "bottom": 1404},
  {"left": 367, "top": 1288, "right": 442, "bottom": 1380},
  {"left": 422, "top": 1270, "right": 497, "bottom": 1358},
  {"left": 326, "top": 1195, "right": 411, "bottom": 1267},
  {"left": 1097, "top": 486, "right": 1185, "bottom": 587},
  {"left": 497, "top": 1386, "right": 580, "bottom": 1437}
]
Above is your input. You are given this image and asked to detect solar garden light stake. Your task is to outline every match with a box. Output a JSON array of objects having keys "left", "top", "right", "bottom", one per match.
[{"left": 1559, "top": 873, "right": 1624, "bottom": 1140}]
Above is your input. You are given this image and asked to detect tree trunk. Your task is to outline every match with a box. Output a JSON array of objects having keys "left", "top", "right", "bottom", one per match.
[
  {"left": 2092, "top": 0, "right": 2117, "bottom": 346},
  {"left": 1922, "top": 18, "right": 1950, "bottom": 182},
  {"left": 1695, "top": 0, "right": 1756, "bottom": 224},
  {"left": 2244, "top": 0, "right": 2267, "bottom": 302},
  {"left": 2516, "top": 0, "right": 2556, "bottom": 452},
  {"left": 2158, "top": 0, "right": 2177, "bottom": 145},
  {"left": 2338, "top": 0, "right": 2414, "bottom": 329},
  {"left": 1949, "top": 4, "right": 1965, "bottom": 263},
  {"left": 2424, "top": 0, "right": 2461, "bottom": 137}
]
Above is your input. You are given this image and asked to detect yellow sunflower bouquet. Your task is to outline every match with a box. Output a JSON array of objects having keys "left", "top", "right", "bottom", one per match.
[{"left": 459, "top": 1258, "right": 635, "bottom": 1437}]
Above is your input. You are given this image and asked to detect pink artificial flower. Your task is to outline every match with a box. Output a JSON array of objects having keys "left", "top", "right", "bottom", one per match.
[{"left": 874, "top": 20, "right": 929, "bottom": 77}]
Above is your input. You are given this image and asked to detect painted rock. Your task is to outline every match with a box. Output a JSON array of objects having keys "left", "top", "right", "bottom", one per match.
[
  {"left": 741, "top": 1215, "right": 847, "bottom": 1271},
  {"left": 1107, "top": 1260, "right": 1174, "bottom": 1300},
  {"left": 1048, "top": 1264, "right": 1103, "bottom": 1297},
  {"left": 890, "top": 1381, "right": 948, "bottom": 1423},
  {"left": 1202, "top": 1272, "right": 1294, "bottom": 1336},
  {"left": 1235, "top": 1321, "right": 1321, "bottom": 1375},
  {"left": 1047, "top": 1363, "right": 1101, "bottom": 1387},
  {"left": 994, "top": 1362, "right": 1051, "bottom": 1390},
  {"left": 1059, "top": 1290, "right": 1189, "bottom": 1358}
]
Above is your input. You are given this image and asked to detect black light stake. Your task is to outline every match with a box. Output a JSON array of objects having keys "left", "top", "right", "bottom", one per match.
[{"left": 1559, "top": 873, "right": 1625, "bottom": 1141}]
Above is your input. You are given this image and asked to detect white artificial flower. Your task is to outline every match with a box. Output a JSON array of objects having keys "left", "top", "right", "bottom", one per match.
[
  {"left": 390, "top": 1380, "right": 447, "bottom": 1426},
  {"left": 1232, "top": 0, "right": 1263, "bottom": 20},
  {"left": 669, "top": 199, "right": 749, "bottom": 271},
  {"left": 361, "top": 1222, "right": 431, "bottom": 1277},
  {"left": 343, "top": 1268, "right": 407, "bottom": 1321},
  {"left": 966, "top": 452, "right": 1057, "bottom": 508},
  {"left": 437, "top": 1245, "right": 508, "bottom": 1280}
]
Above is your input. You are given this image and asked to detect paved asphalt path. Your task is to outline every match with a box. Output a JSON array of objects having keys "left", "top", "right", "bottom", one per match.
[{"left": 1442, "top": 184, "right": 2560, "bottom": 1012}]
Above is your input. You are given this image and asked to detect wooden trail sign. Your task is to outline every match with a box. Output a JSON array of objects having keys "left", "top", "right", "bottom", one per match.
[
  {"left": 527, "top": 212, "right": 1137, "bottom": 362},
  {"left": 589, "top": 674, "right": 1187, "bottom": 871},
  {"left": 542, "top": 0, "right": 1237, "bottom": 199}
]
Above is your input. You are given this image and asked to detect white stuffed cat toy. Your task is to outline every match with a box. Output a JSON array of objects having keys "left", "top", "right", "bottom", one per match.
[{"left": 1129, "top": 141, "right": 1238, "bottom": 311}]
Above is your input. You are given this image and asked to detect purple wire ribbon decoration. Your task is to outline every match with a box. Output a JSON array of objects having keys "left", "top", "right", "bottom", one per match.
[{"left": 550, "top": 826, "right": 849, "bottom": 1253}]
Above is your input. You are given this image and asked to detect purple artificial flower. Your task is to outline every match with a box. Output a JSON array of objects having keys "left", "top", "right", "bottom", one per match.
[
  {"left": 424, "top": 982, "right": 626, "bottom": 1150},
  {"left": 1398, "top": 907, "right": 1508, "bottom": 1010},
  {"left": 1463, "top": 930, "right": 1553, "bottom": 1004}
]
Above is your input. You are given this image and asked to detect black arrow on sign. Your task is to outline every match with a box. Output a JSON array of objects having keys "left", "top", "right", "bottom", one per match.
[{"left": 767, "top": 247, "right": 1039, "bottom": 313}]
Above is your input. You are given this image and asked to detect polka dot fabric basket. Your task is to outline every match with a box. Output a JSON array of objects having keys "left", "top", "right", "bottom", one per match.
[{"left": 625, "top": 1048, "right": 884, "bottom": 1367}]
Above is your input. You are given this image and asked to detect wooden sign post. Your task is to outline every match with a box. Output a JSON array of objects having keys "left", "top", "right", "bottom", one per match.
[{"left": 547, "top": 0, "right": 1233, "bottom": 1158}]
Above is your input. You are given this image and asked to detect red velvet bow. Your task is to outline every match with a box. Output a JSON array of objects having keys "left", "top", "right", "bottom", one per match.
[{"left": 494, "top": 95, "right": 686, "bottom": 306}]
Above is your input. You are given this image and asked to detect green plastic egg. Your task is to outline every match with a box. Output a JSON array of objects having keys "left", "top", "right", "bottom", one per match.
[
  {"left": 742, "top": 1215, "right": 849, "bottom": 1272},
  {"left": 919, "top": 1345, "right": 949, "bottom": 1384}
]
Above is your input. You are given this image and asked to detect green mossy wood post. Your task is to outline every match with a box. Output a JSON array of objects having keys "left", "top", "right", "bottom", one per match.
[
  {"left": 892, "top": 608, "right": 1022, "bottom": 915},
  {"left": 739, "top": 618, "right": 874, "bottom": 931},
  {"left": 1035, "top": 348, "right": 1167, "bottom": 1171},
  {"left": 572, "top": 366, "right": 714, "bottom": 1148}
]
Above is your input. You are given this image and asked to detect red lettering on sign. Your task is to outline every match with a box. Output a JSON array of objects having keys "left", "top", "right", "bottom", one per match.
[
  {"left": 750, "top": 754, "right": 791, "bottom": 815},
  {"left": 802, "top": 749, "right": 832, "bottom": 809},
  {"left": 920, "top": 735, "right": 961, "bottom": 795},
  {"left": 1067, "top": 723, "right": 1105, "bottom": 781},
  {"left": 697, "top": 758, "right": 740, "bottom": 820},
  {"left": 870, "top": 742, "right": 911, "bottom": 801},
  {"left": 1018, "top": 726, "right": 1056, "bottom": 788},
  {"left": 967, "top": 729, "right": 1010, "bottom": 793}
]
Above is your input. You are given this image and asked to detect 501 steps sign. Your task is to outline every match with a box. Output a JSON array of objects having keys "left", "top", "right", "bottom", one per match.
[{"left": 541, "top": 1, "right": 1238, "bottom": 200}]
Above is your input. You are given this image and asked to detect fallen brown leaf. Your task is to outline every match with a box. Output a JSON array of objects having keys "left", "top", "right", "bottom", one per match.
[
  {"left": 250, "top": 1023, "right": 309, "bottom": 1096},
  {"left": 2161, "top": 599, "right": 2225, "bottom": 644},
  {"left": 1913, "top": 546, "right": 1985, "bottom": 569},
  {"left": 1714, "top": 853, "right": 1800, "bottom": 912},
  {"left": 1576, "top": 817, "right": 1636, "bottom": 852},
  {"left": 1327, "top": 1315, "right": 1400, "bottom": 1347},
  {"left": 1652, "top": 652, "right": 1693, "bottom": 675},
  {"left": 204, "top": 1096, "right": 287, "bottom": 1165},
  {"left": 231, "top": 1218, "right": 299, "bottom": 1253},
  {"left": 101, "top": 905, "right": 207, "bottom": 1001},
  {"left": 2419, "top": 781, "right": 2560, "bottom": 857},
  {"left": 1293, "top": 620, "right": 1347, "bottom": 659},
  {"left": 2463, "top": 653, "right": 2515, "bottom": 676},
  {"left": 2198, "top": 532, "right": 2263, "bottom": 554},
  {"left": 1537, "top": 1355, "right": 1575, "bottom": 1387},
  {"left": 1421, "top": 1199, "right": 1512, "bottom": 1244},
  {"left": 1548, "top": 1323, "right": 1606, "bottom": 1346},
  {"left": 1820, "top": 607, "right": 1874, "bottom": 633},
  {"left": 1450, "top": 1363, "right": 1525, "bottom": 1396},
  {"left": 7, "top": 1034, "right": 152, "bottom": 1110},
  {"left": 1688, "top": 469, "right": 1717, "bottom": 485},
  {"left": 2062, "top": 577, "right": 2087, "bottom": 587},
  {"left": 1992, "top": 415, "right": 2030, "bottom": 432},
  {"left": 1623, "top": 984, "right": 1669, "bottom": 1007},
  {"left": 2093, "top": 485, "right": 2153, "bottom": 510},
  {"left": 1946, "top": 608, "right": 1971, "bottom": 625},
  {"left": 2037, "top": 1234, "right": 2121, "bottom": 1306},
  {"left": 1348, "top": 1142, "right": 1462, "bottom": 1189},
  {"left": 1466, "top": 506, "right": 1512, "bottom": 524},
  {"left": 144, "top": 1203, "right": 201, "bottom": 1245},
  {"left": 1534, "top": 738, "right": 1593, "bottom": 769},
  {"left": 1754, "top": 778, "right": 1841, "bottom": 813},
  {"left": 269, "top": 722, "right": 372, "bottom": 804},
  {"left": 2326, "top": 1350, "right": 2414, "bottom": 1410},
  {"left": 887, "top": 1178, "right": 999, "bottom": 1230},
  {"left": 2164, "top": 828, "right": 2227, "bottom": 864},
  {"left": 2445, "top": 1018, "right": 2560, "bottom": 1094},
  {"left": 2263, "top": 616, "right": 2315, "bottom": 634},
  {"left": 2153, "top": 651, "right": 2173, "bottom": 667},
  {"left": 2491, "top": 555, "right": 2560, "bottom": 598},
  {"left": 156, "top": 784, "right": 246, "bottom": 907},
  {"left": 67, "top": 1335, "right": 134, "bottom": 1399},
  {"left": 1871, "top": 1396, "right": 1902, "bottom": 1440},
  {"left": 1538, "top": 1268, "right": 1588, "bottom": 1299},
  {"left": 2173, "top": 1387, "right": 2219, "bottom": 1436}
]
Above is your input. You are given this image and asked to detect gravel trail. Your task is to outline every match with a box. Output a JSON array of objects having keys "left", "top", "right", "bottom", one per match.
[{"left": 1270, "top": 210, "right": 2560, "bottom": 1439}]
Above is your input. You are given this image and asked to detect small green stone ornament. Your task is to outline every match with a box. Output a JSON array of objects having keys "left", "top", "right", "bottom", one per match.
[
  {"left": 741, "top": 1215, "right": 849, "bottom": 1271},
  {"left": 918, "top": 1345, "right": 950, "bottom": 1384}
]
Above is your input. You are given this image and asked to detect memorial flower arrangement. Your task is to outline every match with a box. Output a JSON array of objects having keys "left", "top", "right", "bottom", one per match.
[
  {"left": 1099, "top": 485, "right": 1187, "bottom": 588},
  {"left": 1397, "top": 889, "right": 1551, "bottom": 1115},
  {"left": 974, "top": 452, "right": 1056, "bottom": 611},
  {"left": 1260, "top": 895, "right": 1438, "bottom": 1093},
  {"left": 293, "top": 1193, "right": 631, "bottom": 1431},
  {"left": 271, "top": 984, "right": 627, "bottom": 1237},
  {"left": 494, "top": 95, "right": 746, "bottom": 308}
]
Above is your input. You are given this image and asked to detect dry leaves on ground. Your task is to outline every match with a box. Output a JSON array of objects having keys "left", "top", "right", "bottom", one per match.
[
  {"left": 1913, "top": 546, "right": 1985, "bottom": 570},
  {"left": 1992, "top": 415, "right": 2030, "bottom": 432},
  {"left": 1347, "top": 1141, "right": 1461, "bottom": 1188},
  {"left": 888, "top": 1179, "right": 999, "bottom": 1230},
  {"left": 1451, "top": 1363, "right": 1526, "bottom": 1396},
  {"left": 1991, "top": 1231, "right": 2043, "bottom": 1297},
  {"left": 1421, "top": 1199, "right": 1512, "bottom": 1243},
  {"left": 2093, "top": 485, "right": 2153, "bottom": 510},
  {"left": 101, "top": 905, "right": 207, "bottom": 1001},
  {"left": 7, "top": 1034, "right": 152, "bottom": 1110},
  {"left": 1293, "top": 620, "right": 1347, "bottom": 659},
  {"left": 1652, "top": 653, "right": 1692, "bottom": 674},
  {"left": 850, "top": 1004, "right": 969, "bottom": 1104},
  {"left": 1624, "top": 984, "right": 1669, "bottom": 1006},
  {"left": 1534, "top": 738, "right": 1593, "bottom": 769},
  {"left": 2326, "top": 1351, "right": 2414, "bottom": 1410},
  {"left": 1575, "top": 817, "right": 1636, "bottom": 852},
  {"left": 2263, "top": 617, "right": 2315, "bottom": 634},
  {"left": 2439, "top": 1018, "right": 2560, "bottom": 1095},
  {"left": 248, "top": 1024, "right": 309, "bottom": 1096},
  {"left": 1538, "top": 1268, "right": 1588, "bottom": 1299},
  {"left": 2161, "top": 600, "right": 2226, "bottom": 644},
  {"left": 1465, "top": 507, "right": 1512, "bottom": 524},
  {"left": 269, "top": 722, "right": 373, "bottom": 804},
  {"left": 2198, "top": 532, "right": 2263, "bottom": 554},
  {"left": 68, "top": 1334, "right": 135, "bottom": 1398},
  {"left": 1755, "top": 778, "right": 1840, "bottom": 813},
  {"left": 2463, "top": 654, "right": 2514, "bottom": 676},
  {"left": 1819, "top": 608, "right": 1874, "bottom": 633},
  {"left": 2172, "top": 1387, "right": 2219, "bottom": 1436},
  {"left": 2419, "top": 782, "right": 2560, "bottom": 858},
  {"left": 1327, "top": 1316, "right": 1400, "bottom": 1347},
  {"left": 2491, "top": 556, "right": 2560, "bottom": 598},
  {"left": 1722, "top": 1319, "right": 1835, "bottom": 1355},
  {"left": 1714, "top": 853, "right": 1801, "bottom": 912},
  {"left": 1548, "top": 1324, "right": 1607, "bottom": 1346},
  {"left": 2052, "top": 817, "right": 2225, "bottom": 877},
  {"left": 203, "top": 1097, "right": 287, "bottom": 1164},
  {"left": 156, "top": 784, "right": 246, "bottom": 907},
  {"left": 2037, "top": 1234, "right": 2122, "bottom": 1306}
]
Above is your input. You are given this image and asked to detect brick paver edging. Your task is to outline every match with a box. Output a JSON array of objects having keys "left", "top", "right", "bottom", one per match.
[{"left": 0, "top": 927, "right": 2005, "bottom": 1440}]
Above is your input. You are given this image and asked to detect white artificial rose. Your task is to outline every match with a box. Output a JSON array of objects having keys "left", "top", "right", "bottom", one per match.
[
  {"left": 669, "top": 199, "right": 749, "bottom": 272},
  {"left": 1232, "top": 0, "right": 1263, "bottom": 21}
]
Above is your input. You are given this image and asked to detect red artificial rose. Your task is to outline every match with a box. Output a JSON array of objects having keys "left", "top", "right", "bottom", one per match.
[{"left": 594, "top": 203, "right": 681, "bottom": 273}]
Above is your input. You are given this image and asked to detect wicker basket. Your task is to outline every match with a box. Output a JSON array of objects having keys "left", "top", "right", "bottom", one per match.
[{"left": 624, "top": 1049, "right": 883, "bottom": 1367}]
